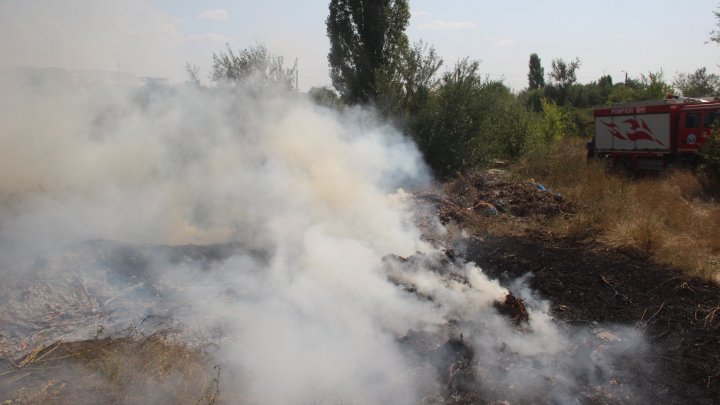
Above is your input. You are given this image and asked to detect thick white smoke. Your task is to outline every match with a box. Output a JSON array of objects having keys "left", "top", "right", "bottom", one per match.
[
  {"left": 0, "top": 2, "right": 650, "bottom": 403},
  {"left": 0, "top": 69, "right": 502, "bottom": 402},
  {"left": 0, "top": 72, "right": 648, "bottom": 403}
]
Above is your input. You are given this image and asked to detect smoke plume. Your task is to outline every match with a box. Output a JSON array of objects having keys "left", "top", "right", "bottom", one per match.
[{"left": 0, "top": 2, "right": 650, "bottom": 403}]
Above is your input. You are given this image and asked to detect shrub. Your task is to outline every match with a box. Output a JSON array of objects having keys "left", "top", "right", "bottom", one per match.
[
  {"left": 408, "top": 59, "right": 532, "bottom": 178},
  {"left": 699, "top": 130, "right": 720, "bottom": 186}
]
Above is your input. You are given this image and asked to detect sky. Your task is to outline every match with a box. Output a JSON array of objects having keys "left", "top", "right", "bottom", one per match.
[{"left": 1, "top": 0, "right": 719, "bottom": 91}]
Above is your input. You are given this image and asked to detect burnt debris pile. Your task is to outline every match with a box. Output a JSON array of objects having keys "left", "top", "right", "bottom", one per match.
[{"left": 425, "top": 169, "right": 573, "bottom": 226}]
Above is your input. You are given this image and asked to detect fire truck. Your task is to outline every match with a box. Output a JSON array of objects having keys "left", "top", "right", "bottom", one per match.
[{"left": 588, "top": 96, "right": 719, "bottom": 173}]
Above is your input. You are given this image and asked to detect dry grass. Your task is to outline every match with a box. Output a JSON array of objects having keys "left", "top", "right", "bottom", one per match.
[
  {"left": 515, "top": 139, "right": 720, "bottom": 282},
  {"left": 1, "top": 330, "right": 221, "bottom": 405}
]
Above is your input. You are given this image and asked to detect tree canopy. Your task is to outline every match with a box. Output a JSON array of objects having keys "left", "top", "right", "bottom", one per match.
[
  {"left": 210, "top": 44, "right": 297, "bottom": 90},
  {"left": 326, "top": 0, "right": 410, "bottom": 104},
  {"left": 548, "top": 58, "right": 581, "bottom": 105},
  {"left": 528, "top": 53, "right": 545, "bottom": 90},
  {"left": 673, "top": 67, "right": 720, "bottom": 97},
  {"left": 320, "top": 2, "right": 720, "bottom": 178}
]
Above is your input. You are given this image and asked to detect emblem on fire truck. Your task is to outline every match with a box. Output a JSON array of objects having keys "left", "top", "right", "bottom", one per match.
[{"left": 600, "top": 118, "right": 664, "bottom": 146}]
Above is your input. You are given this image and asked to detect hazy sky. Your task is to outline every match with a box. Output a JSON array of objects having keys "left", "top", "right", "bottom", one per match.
[{"left": 2, "top": 0, "right": 719, "bottom": 91}]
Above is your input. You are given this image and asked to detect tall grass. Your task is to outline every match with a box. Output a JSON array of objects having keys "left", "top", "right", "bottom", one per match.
[{"left": 516, "top": 139, "right": 720, "bottom": 282}]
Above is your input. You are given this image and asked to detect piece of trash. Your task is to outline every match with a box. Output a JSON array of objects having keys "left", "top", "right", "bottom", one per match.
[
  {"left": 530, "top": 178, "right": 548, "bottom": 192},
  {"left": 484, "top": 207, "right": 498, "bottom": 217},
  {"left": 593, "top": 328, "right": 621, "bottom": 342}
]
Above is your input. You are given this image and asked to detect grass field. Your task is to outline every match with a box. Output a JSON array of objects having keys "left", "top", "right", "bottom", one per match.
[{"left": 515, "top": 139, "right": 720, "bottom": 283}]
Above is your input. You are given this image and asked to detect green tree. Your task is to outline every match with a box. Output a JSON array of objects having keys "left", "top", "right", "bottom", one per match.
[
  {"left": 210, "top": 44, "right": 297, "bottom": 90},
  {"left": 410, "top": 58, "right": 529, "bottom": 177},
  {"left": 541, "top": 99, "right": 576, "bottom": 141},
  {"left": 600, "top": 71, "right": 671, "bottom": 104},
  {"left": 308, "top": 86, "right": 342, "bottom": 109},
  {"left": 699, "top": 130, "right": 720, "bottom": 183},
  {"left": 528, "top": 53, "right": 545, "bottom": 90},
  {"left": 548, "top": 57, "right": 581, "bottom": 104},
  {"left": 326, "top": 0, "right": 410, "bottom": 104},
  {"left": 710, "top": 6, "right": 720, "bottom": 45},
  {"left": 638, "top": 70, "right": 672, "bottom": 99},
  {"left": 673, "top": 67, "right": 720, "bottom": 97},
  {"left": 517, "top": 87, "right": 543, "bottom": 112},
  {"left": 378, "top": 40, "right": 443, "bottom": 122},
  {"left": 608, "top": 83, "right": 639, "bottom": 103},
  {"left": 597, "top": 74, "right": 613, "bottom": 100}
]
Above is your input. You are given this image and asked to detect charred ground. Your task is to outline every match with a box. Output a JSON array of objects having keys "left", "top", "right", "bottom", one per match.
[
  {"left": 434, "top": 169, "right": 720, "bottom": 404},
  {"left": 460, "top": 234, "right": 720, "bottom": 404}
]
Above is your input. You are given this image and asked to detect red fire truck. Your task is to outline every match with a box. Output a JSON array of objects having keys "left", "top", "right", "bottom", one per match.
[{"left": 588, "top": 96, "right": 719, "bottom": 173}]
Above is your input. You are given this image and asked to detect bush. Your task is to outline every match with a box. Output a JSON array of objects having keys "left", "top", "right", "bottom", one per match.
[
  {"left": 210, "top": 43, "right": 297, "bottom": 90},
  {"left": 699, "top": 130, "right": 720, "bottom": 185},
  {"left": 308, "top": 86, "right": 342, "bottom": 109},
  {"left": 408, "top": 59, "right": 532, "bottom": 178}
]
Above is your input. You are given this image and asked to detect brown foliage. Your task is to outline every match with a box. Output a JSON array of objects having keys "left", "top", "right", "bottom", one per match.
[{"left": 516, "top": 139, "right": 720, "bottom": 282}]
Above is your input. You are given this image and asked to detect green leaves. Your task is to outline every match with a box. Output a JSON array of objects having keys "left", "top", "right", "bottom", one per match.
[
  {"left": 409, "top": 60, "right": 530, "bottom": 178},
  {"left": 210, "top": 44, "right": 297, "bottom": 91},
  {"left": 327, "top": 0, "right": 410, "bottom": 105},
  {"left": 528, "top": 53, "right": 545, "bottom": 90},
  {"left": 699, "top": 130, "right": 720, "bottom": 183},
  {"left": 673, "top": 68, "right": 720, "bottom": 98}
]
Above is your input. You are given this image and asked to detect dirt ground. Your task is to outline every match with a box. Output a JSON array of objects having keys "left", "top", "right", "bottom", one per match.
[{"left": 434, "top": 169, "right": 720, "bottom": 404}]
